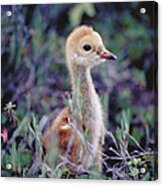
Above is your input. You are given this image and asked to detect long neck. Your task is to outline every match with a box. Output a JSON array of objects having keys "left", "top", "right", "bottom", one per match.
[
  {"left": 69, "top": 64, "right": 104, "bottom": 145},
  {"left": 70, "top": 65, "right": 97, "bottom": 102}
]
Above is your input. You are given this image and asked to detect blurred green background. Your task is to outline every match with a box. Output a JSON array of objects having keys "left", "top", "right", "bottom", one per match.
[{"left": 1, "top": 2, "right": 157, "bottom": 180}]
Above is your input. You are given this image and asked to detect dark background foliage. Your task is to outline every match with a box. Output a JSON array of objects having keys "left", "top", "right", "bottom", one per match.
[{"left": 1, "top": 2, "right": 158, "bottom": 180}]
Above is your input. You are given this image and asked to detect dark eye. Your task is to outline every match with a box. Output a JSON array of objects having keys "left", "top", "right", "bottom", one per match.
[{"left": 83, "top": 44, "right": 92, "bottom": 51}]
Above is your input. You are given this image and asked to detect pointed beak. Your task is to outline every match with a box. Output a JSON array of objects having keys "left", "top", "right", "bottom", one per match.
[{"left": 97, "top": 49, "right": 117, "bottom": 61}]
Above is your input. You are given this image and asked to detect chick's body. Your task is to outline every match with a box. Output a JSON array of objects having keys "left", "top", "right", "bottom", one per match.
[{"left": 42, "top": 25, "right": 117, "bottom": 173}]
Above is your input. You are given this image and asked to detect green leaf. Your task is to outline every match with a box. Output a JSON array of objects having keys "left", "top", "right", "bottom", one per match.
[
  {"left": 1, "top": 115, "right": 7, "bottom": 124},
  {"left": 17, "top": 151, "right": 32, "bottom": 167},
  {"left": 142, "top": 172, "right": 150, "bottom": 181},
  {"left": 69, "top": 3, "right": 95, "bottom": 27},
  {"left": 132, "top": 127, "right": 144, "bottom": 142},
  {"left": 55, "top": 169, "right": 62, "bottom": 178},
  {"left": 115, "top": 128, "right": 123, "bottom": 141},
  {"left": 129, "top": 166, "right": 139, "bottom": 177},
  {"left": 11, "top": 142, "right": 17, "bottom": 172},
  {"left": 120, "top": 109, "right": 132, "bottom": 133},
  {"left": 1, "top": 154, "right": 12, "bottom": 169}
]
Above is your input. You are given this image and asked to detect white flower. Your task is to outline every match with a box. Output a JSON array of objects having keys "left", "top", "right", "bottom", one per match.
[{"left": 4, "top": 101, "right": 16, "bottom": 112}]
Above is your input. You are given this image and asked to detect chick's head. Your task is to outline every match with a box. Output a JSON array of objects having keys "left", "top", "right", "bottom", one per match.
[{"left": 66, "top": 25, "right": 117, "bottom": 69}]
